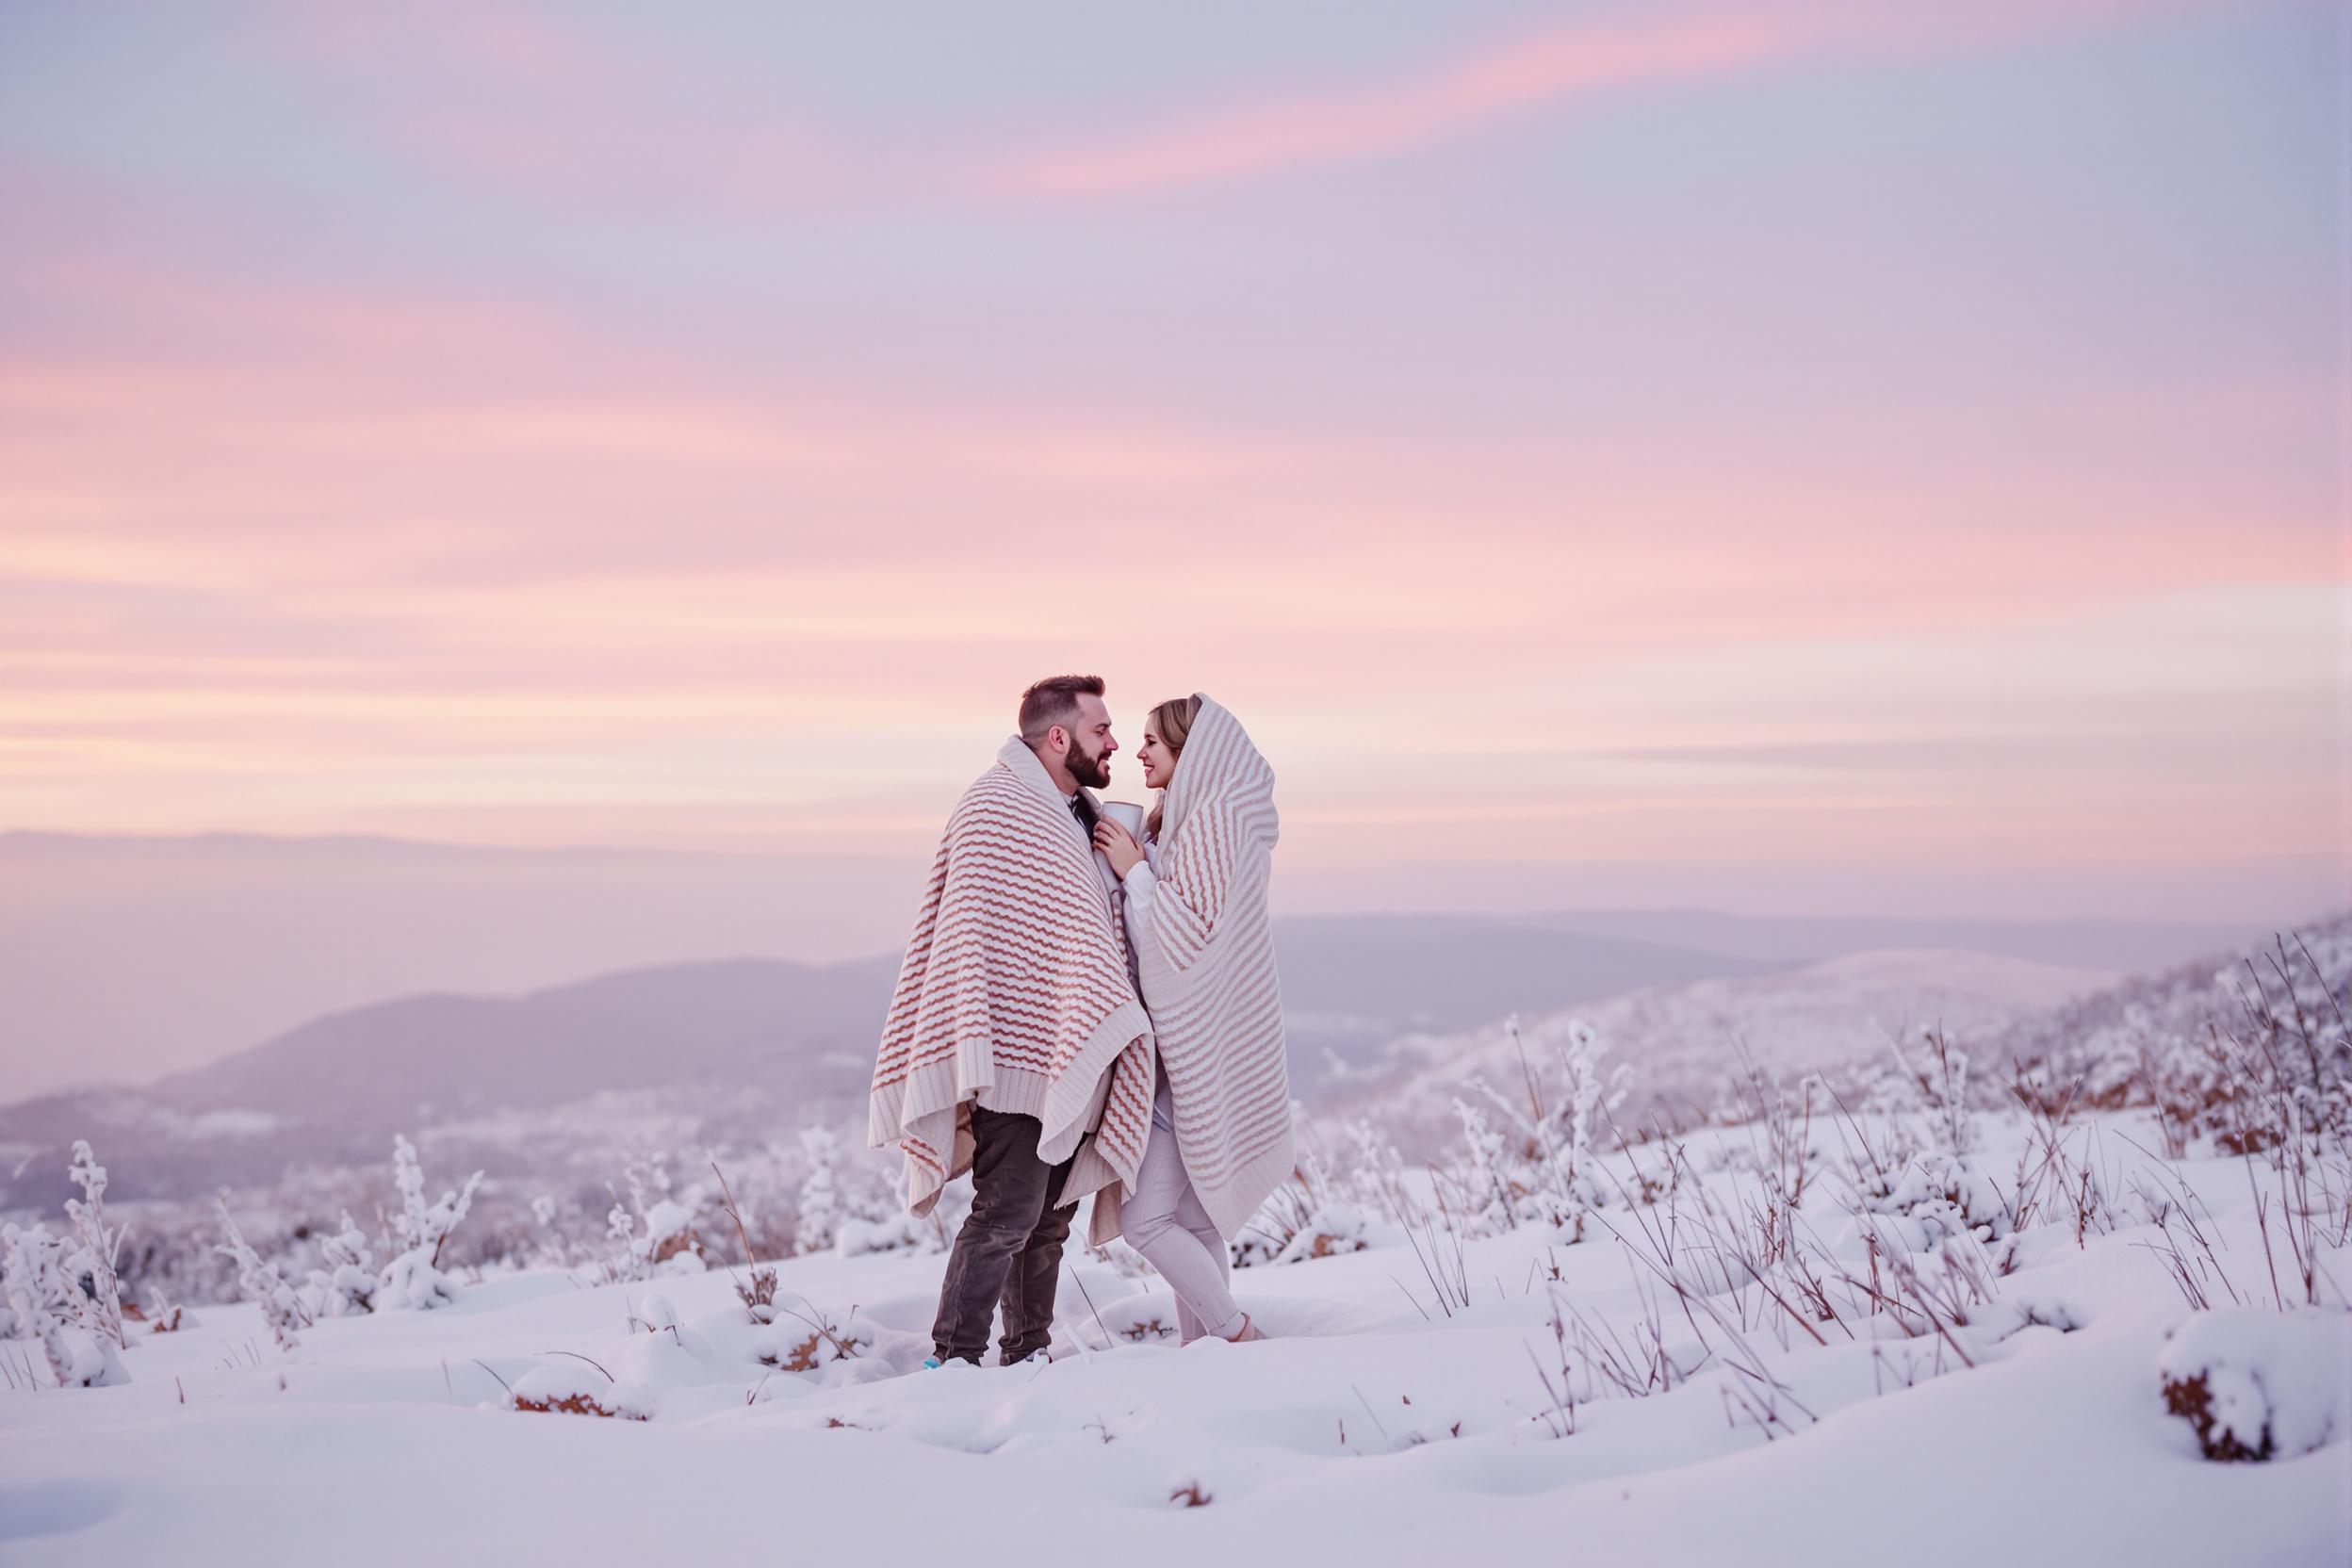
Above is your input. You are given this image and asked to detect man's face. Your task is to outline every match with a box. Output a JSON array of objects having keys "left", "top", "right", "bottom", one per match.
[{"left": 1061, "top": 694, "right": 1116, "bottom": 789}]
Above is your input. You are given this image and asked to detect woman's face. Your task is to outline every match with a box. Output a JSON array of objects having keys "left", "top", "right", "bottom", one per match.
[{"left": 1136, "top": 726, "right": 1177, "bottom": 792}]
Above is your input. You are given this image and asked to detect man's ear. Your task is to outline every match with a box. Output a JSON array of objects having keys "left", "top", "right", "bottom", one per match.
[{"left": 1044, "top": 725, "right": 1068, "bottom": 754}]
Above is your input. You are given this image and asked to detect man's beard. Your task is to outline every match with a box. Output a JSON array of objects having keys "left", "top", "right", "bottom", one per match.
[{"left": 1064, "top": 734, "right": 1112, "bottom": 789}]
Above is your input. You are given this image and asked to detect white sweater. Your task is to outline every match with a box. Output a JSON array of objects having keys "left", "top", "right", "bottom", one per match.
[{"left": 1119, "top": 834, "right": 1178, "bottom": 1134}]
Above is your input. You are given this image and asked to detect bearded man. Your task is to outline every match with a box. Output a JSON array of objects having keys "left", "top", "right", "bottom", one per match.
[{"left": 867, "top": 675, "right": 1155, "bottom": 1367}]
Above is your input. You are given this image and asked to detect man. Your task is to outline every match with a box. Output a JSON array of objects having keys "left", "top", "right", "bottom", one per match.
[{"left": 867, "top": 676, "right": 1157, "bottom": 1366}]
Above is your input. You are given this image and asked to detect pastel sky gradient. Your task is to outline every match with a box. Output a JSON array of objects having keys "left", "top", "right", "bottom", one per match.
[{"left": 2, "top": 0, "right": 2345, "bottom": 924}]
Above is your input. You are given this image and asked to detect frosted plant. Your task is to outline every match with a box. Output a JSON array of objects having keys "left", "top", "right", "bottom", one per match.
[
  {"left": 1554, "top": 1019, "right": 1631, "bottom": 1195},
  {"left": 213, "top": 1200, "right": 308, "bottom": 1354},
  {"left": 2, "top": 1220, "right": 130, "bottom": 1387},
  {"left": 61, "top": 1139, "right": 129, "bottom": 1351},
  {"left": 1878, "top": 1023, "right": 1975, "bottom": 1160},
  {"left": 142, "top": 1283, "right": 192, "bottom": 1333},
  {"left": 307, "top": 1210, "right": 376, "bottom": 1316},
  {"left": 379, "top": 1135, "right": 483, "bottom": 1310},
  {"left": 641, "top": 1195, "right": 704, "bottom": 1275},
  {"left": 527, "top": 1194, "right": 575, "bottom": 1268},
  {"left": 602, "top": 1199, "right": 650, "bottom": 1284},
  {"left": 795, "top": 1127, "right": 841, "bottom": 1256},
  {"left": 624, "top": 1152, "right": 674, "bottom": 1217},
  {"left": 598, "top": 1175, "right": 704, "bottom": 1284},
  {"left": 1450, "top": 1097, "right": 1521, "bottom": 1238}
]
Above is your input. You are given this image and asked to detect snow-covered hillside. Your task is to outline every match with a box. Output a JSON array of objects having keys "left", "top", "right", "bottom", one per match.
[
  {"left": 1346, "top": 946, "right": 2115, "bottom": 1153},
  {"left": 2, "top": 1096, "right": 2344, "bottom": 1566}
]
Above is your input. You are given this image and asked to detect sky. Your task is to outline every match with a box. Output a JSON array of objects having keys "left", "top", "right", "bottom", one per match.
[{"left": 2, "top": 0, "right": 2346, "bottom": 927}]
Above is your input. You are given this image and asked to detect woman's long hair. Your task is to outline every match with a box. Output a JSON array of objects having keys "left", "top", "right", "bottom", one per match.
[{"left": 1143, "top": 694, "right": 1201, "bottom": 841}]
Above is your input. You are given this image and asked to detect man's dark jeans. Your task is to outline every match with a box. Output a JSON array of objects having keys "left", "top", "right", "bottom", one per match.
[{"left": 931, "top": 1104, "right": 1078, "bottom": 1366}]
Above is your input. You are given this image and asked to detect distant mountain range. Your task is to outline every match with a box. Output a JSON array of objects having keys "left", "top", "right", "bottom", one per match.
[
  {"left": 0, "top": 827, "right": 2311, "bottom": 1212},
  {"left": 0, "top": 912, "right": 1788, "bottom": 1206},
  {"left": 1, "top": 828, "right": 2269, "bottom": 1098}
]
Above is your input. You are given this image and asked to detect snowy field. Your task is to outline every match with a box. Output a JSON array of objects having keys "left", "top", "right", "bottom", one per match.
[{"left": 6, "top": 1096, "right": 2346, "bottom": 1568}]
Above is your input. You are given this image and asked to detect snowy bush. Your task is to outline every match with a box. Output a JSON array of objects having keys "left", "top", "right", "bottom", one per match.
[
  {"left": 1237, "top": 1123, "right": 1401, "bottom": 1266},
  {"left": 508, "top": 1362, "right": 652, "bottom": 1420},
  {"left": 214, "top": 1200, "right": 308, "bottom": 1354},
  {"left": 795, "top": 1127, "right": 841, "bottom": 1255},
  {"left": 379, "top": 1135, "right": 484, "bottom": 1310},
  {"left": 1267, "top": 1201, "right": 1380, "bottom": 1264},
  {"left": 2002, "top": 922, "right": 2350, "bottom": 1161},
  {"left": 2159, "top": 1307, "right": 2352, "bottom": 1462},
  {"left": 2, "top": 1220, "right": 130, "bottom": 1387},
  {"left": 596, "top": 1154, "right": 710, "bottom": 1284},
  {"left": 304, "top": 1210, "right": 376, "bottom": 1317},
  {"left": 1449, "top": 1017, "right": 1628, "bottom": 1241},
  {"left": 62, "top": 1139, "right": 130, "bottom": 1353},
  {"left": 142, "top": 1284, "right": 193, "bottom": 1334}
]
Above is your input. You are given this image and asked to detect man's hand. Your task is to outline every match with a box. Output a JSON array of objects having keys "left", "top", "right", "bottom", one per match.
[{"left": 1092, "top": 819, "right": 1144, "bottom": 878}]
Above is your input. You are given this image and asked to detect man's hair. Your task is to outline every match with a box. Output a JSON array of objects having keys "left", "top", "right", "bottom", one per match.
[{"left": 1018, "top": 675, "right": 1105, "bottom": 746}]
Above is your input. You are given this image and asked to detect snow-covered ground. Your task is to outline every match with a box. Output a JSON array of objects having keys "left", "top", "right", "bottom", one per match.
[{"left": 5, "top": 1104, "right": 2345, "bottom": 1567}]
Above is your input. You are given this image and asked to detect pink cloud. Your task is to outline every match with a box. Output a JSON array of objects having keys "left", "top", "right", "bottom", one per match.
[{"left": 988, "top": 0, "right": 2204, "bottom": 199}]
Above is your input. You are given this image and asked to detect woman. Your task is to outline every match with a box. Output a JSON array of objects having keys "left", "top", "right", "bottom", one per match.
[{"left": 1091, "top": 694, "right": 1295, "bottom": 1345}]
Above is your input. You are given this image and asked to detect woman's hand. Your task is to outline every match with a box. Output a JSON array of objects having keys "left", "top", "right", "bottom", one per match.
[{"left": 1093, "top": 819, "right": 1144, "bottom": 877}]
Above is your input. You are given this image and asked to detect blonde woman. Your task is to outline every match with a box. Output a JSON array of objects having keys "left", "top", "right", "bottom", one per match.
[{"left": 1092, "top": 694, "right": 1294, "bottom": 1345}]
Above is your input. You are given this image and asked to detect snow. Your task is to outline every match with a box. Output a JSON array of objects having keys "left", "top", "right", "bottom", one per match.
[
  {"left": 2158, "top": 1307, "right": 2352, "bottom": 1462},
  {"left": 3, "top": 1108, "right": 2346, "bottom": 1566}
]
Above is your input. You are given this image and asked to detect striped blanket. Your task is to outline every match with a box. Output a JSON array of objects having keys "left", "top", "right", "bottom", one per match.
[
  {"left": 867, "top": 736, "right": 1155, "bottom": 1221},
  {"left": 1112, "top": 694, "right": 1295, "bottom": 1245}
]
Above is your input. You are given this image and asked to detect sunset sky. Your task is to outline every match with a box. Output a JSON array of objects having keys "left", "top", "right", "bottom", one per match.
[{"left": 2, "top": 0, "right": 2345, "bottom": 924}]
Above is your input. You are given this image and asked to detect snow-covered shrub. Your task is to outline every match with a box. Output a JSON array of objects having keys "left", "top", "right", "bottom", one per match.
[
  {"left": 756, "top": 1294, "right": 874, "bottom": 1373},
  {"left": 304, "top": 1211, "right": 376, "bottom": 1316},
  {"left": 143, "top": 1285, "right": 192, "bottom": 1334},
  {"left": 523, "top": 1193, "right": 579, "bottom": 1269},
  {"left": 2, "top": 1221, "right": 130, "bottom": 1387},
  {"left": 1238, "top": 1121, "right": 1400, "bottom": 1266},
  {"left": 62, "top": 1140, "right": 129, "bottom": 1352},
  {"left": 1450, "top": 1017, "right": 1628, "bottom": 1241},
  {"left": 1269, "top": 1200, "right": 1378, "bottom": 1264},
  {"left": 641, "top": 1198, "right": 704, "bottom": 1271},
  {"left": 707, "top": 1162, "right": 778, "bottom": 1321},
  {"left": 601, "top": 1200, "right": 649, "bottom": 1284},
  {"left": 2159, "top": 1307, "right": 2352, "bottom": 1462},
  {"left": 1983, "top": 1289, "right": 2087, "bottom": 1341},
  {"left": 596, "top": 1155, "right": 709, "bottom": 1284},
  {"left": 509, "top": 1365, "right": 652, "bottom": 1420},
  {"left": 1447, "top": 1096, "right": 1529, "bottom": 1239},
  {"left": 214, "top": 1200, "right": 308, "bottom": 1354},
  {"left": 2000, "top": 922, "right": 2350, "bottom": 1161},
  {"left": 1097, "top": 1293, "right": 1179, "bottom": 1343},
  {"left": 795, "top": 1127, "right": 842, "bottom": 1255},
  {"left": 379, "top": 1135, "right": 484, "bottom": 1310},
  {"left": 1854, "top": 1148, "right": 2015, "bottom": 1251},
  {"left": 1828, "top": 1027, "right": 2019, "bottom": 1255}
]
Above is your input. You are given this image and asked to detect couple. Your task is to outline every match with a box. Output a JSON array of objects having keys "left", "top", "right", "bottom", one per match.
[{"left": 866, "top": 676, "right": 1294, "bottom": 1366}]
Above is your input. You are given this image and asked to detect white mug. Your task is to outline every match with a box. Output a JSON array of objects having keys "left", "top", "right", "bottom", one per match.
[{"left": 1089, "top": 800, "right": 1145, "bottom": 899}]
